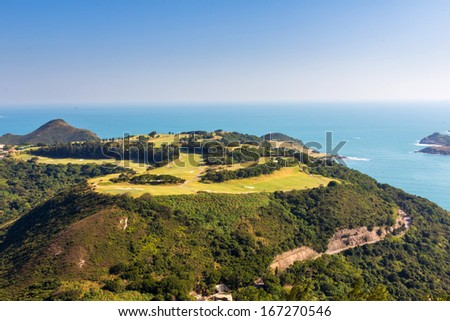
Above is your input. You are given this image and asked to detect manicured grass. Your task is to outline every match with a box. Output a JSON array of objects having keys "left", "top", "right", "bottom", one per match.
[
  {"left": 148, "top": 134, "right": 180, "bottom": 147},
  {"left": 15, "top": 153, "right": 112, "bottom": 165},
  {"left": 90, "top": 153, "right": 333, "bottom": 196},
  {"left": 14, "top": 153, "right": 149, "bottom": 173},
  {"left": 15, "top": 150, "right": 333, "bottom": 197},
  {"left": 130, "top": 133, "right": 189, "bottom": 147}
]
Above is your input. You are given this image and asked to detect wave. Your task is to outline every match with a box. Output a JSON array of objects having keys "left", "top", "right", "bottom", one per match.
[
  {"left": 414, "top": 140, "right": 444, "bottom": 147},
  {"left": 343, "top": 156, "right": 370, "bottom": 162},
  {"left": 414, "top": 143, "right": 443, "bottom": 147}
]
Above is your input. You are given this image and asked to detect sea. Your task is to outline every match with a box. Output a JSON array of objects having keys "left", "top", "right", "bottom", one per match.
[{"left": 1, "top": 102, "right": 449, "bottom": 210}]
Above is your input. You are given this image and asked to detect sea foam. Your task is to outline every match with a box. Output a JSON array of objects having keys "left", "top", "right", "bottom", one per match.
[{"left": 344, "top": 156, "right": 370, "bottom": 162}]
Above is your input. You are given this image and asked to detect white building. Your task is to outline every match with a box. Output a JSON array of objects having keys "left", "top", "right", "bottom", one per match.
[{"left": 0, "top": 144, "right": 6, "bottom": 158}]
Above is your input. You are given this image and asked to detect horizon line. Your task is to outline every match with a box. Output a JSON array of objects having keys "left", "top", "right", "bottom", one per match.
[{"left": 1, "top": 99, "right": 450, "bottom": 108}]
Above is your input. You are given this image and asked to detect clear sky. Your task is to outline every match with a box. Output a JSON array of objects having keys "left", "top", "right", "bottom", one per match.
[{"left": 1, "top": 0, "right": 450, "bottom": 104}]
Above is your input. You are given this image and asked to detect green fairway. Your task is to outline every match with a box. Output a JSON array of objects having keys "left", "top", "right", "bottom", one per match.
[
  {"left": 15, "top": 149, "right": 333, "bottom": 197},
  {"left": 130, "top": 133, "right": 189, "bottom": 147},
  {"left": 90, "top": 153, "right": 333, "bottom": 196},
  {"left": 14, "top": 153, "right": 150, "bottom": 173}
]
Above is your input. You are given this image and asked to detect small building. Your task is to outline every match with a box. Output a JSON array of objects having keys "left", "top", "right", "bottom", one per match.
[
  {"left": 193, "top": 283, "right": 233, "bottom": 301},
  {"left": 215, "top": 284, "right": 230, "bottom": 293}
]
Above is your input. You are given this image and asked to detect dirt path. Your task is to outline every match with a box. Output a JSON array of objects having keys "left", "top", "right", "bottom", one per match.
[
  {"left": 0, "top": 218, "right": 19, "bottom": 230},
  {"left": 271, "top": 209, "right": 411, "bottom": 272}
]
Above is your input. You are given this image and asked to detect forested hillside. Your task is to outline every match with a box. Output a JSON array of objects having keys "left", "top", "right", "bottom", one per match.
[
  {"left": 0, "top": 159, "right": 129, "bottom": 225},
  {"left": 0, "top": 159, "right": 448, "bottom": 300}
]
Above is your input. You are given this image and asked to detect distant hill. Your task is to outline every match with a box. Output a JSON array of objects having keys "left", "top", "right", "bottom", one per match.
[
  {"left": 0, "top": 119, "right": 100, "bottom": 145},
  {"left": 261, "top": 132, "right": 303, "bottom": 145}
]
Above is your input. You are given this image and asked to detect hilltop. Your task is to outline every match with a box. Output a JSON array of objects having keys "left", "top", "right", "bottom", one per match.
[
  {"left": 0, "top": 119, "right": 100, "bottom": 145},
  {"left": 261, "top": 132, "right": 303, "bottom": 145},
  {"left": 419, "top": 132, "right": 450, "bottom": 146}
]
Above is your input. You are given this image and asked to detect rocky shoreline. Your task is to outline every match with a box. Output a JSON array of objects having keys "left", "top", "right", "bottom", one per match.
[
  {"left": 418, "top": 132, "right": 450, "bottom": 155},
  {"left": 418, "top": 146, "right": 450, "bottom": 155}
]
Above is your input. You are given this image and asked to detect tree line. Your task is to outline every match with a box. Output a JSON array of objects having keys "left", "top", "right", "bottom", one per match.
[
  {"left": 111, "top": 173, "right": 185, "bottom": 185},
  {"left": 31, "top": 141, "right": 180, "bottom": 165},
  {"left": 201, "top": 161, "right": 287, "bottom": 183}
]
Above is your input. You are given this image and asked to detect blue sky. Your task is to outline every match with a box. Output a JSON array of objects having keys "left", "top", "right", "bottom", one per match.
[{"left": 1, "top": 0, "right": 450, "bottom": 104}]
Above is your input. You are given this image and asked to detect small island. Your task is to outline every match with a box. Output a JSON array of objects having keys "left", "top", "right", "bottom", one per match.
[{"left": 418, "top": 132, "right": 450, "bottom": 155}]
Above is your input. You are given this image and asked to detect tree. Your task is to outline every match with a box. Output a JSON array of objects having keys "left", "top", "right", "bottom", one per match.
[
  {"left": 366, "top": 284, "right": 390, "bottom": 301},
  {"left": 138, "top": 135, "right": 149, "bottom": 142},
  {"left": 287, "top": 281, "right": 314, "bottom": 300},
  {"left": 345, "top": 279, "right": 366, "bottom": 300}
]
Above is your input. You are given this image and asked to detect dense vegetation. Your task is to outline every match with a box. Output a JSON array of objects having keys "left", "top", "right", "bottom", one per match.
[
  {"left": 176, "top": 130, "right": 311, "bottom": 166},
  {"left": 276, "top": 186, "right": 450, "bottom": 301},
  {"left": 111, "top": 173, "right": 186, "bottom": 185},
  {"left": 261, "top": 132, "right": 303, "bottom": 145},
  {"left": 179, "top": 137, "right": 262, "bottom": 165},
  {"left": 217, "top": 131, "right": 262, "bottom": 144},
  {"left": 1, "top": 157, "right": 447, "bottom": 301},
  {"left": 180, "top": 130, "right": 215, "bottom": 139},
  {"left": 31, "top": 141, "right": 109, "bottom": 159},
  {"left": 201, "top": 162, "right": 285, "bottom": 183},
  {"left": 273, "top": 184, "right": 396, "bottom": 253},
  {"left": 0, "top": 158, "right": 128, "bottom": 225},
  {"left": 31, "top": 141, "right": 180, "bottom": 165}
]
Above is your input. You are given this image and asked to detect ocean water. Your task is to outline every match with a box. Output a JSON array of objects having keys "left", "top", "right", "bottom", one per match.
[{"left": 1, "top": 102, "right": 449, "bottom": 210}]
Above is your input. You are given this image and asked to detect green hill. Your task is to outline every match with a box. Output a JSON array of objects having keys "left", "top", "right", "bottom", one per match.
[
  {"left": 0, "top": 162, "right": 448, "bottom": 301},
  {"left": 0, "top": 128, "right": 449, "bottom": 301},
  {"left": 261, "top": 132, "right": 303, "bottom": 145},
  {"left": 0, "top": 119, "right": 100, "bottom": 145}
]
